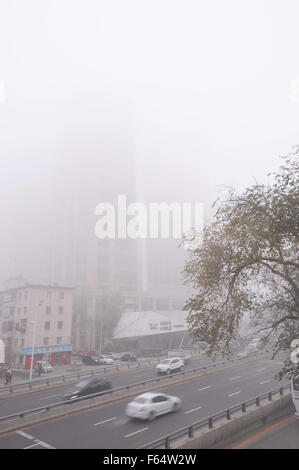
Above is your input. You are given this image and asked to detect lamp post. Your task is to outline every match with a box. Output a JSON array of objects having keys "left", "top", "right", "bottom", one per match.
[{"left": 29, "top": 300, "right": 43, "bottom": 382}]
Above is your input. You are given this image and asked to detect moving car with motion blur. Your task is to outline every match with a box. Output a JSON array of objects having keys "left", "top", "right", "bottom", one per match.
[
  {"left": 63, "top": 377, "right": 112, "bottom": 400},
  {"left": 156, "top": 357, "right": 184, "bottom": 375},
  {"left": 126, "top": 392, "right": 182, "bottom": 421}
]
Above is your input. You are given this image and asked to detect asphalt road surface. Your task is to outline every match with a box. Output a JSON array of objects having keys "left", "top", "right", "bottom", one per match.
[
  {"left": 0, "top": 356, "right": 289, "bottom": 449},
  {"left": 232, "top": 414, "right": 299, "bottom": 449}
]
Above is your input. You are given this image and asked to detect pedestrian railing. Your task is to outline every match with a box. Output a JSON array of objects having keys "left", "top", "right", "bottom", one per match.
[
  {"left": 0, "top": 352, "right": 266, "bottom": 426},
  {"left": 137, "top": 384, "right": 291, "bottom": 449}
]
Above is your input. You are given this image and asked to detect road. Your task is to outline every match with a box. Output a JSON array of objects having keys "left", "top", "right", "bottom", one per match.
[
  {"left": 0, "top": 355, "right": 288, "bottom": 449},
  {"left": 0, "top": 354, "right": 214, "bottom": 417},
  {"left": 232, "top": 414, "right": 299, "bottom": 449}
]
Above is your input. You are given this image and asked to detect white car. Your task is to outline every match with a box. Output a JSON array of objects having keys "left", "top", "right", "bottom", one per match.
[
  {"left": 126, "top": 392, "right": 182, "bottom": 421},
  {"left": 156, "top": 357, "right": 184, "bottom": 375},
  {"left": 100, "top": 356, "right": 114, "bottom": 365}
]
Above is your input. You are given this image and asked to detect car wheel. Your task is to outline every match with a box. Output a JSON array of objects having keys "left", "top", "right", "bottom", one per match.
[{"left": 148, "top": 411, "right": 156, "bottom": 421}]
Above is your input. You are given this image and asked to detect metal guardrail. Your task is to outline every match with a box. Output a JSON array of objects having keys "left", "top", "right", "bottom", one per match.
[
  {"left": 0, "top": 358, "right": 164, "bottom": 394},
  {"left": 0, "top": 352, "right": 265, "bottom": 425},
  {"left": 138, "top": 384, "right": 291, "bottom": 449}
]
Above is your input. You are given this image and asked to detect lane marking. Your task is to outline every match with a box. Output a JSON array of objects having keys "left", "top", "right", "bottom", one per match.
[
  {"left": 228, "top": 391, "right": 241, "bottom": 397},
  {"left": 184, "top": 406, "right": 202, "bottom": 414},
  {"left": 0, "top": 356, "right": 269, "bottom": 438},
  {"left": 257, "top": 368, "right": 266, "bottom": 372},
  {"left": 259, "top": 379, "right": 271, "bottom": 385},
  {"left": 94, "top": 417, "right": 117, "bottom": 426},
  {"left": 234, "top": 415, "right": 295, "bottom": 449},
  {"left": 197, "top": 386, "right": 211, "bottom": 392},
  {"left": 37, "top": 440, "right": 55, "bottom": 449},
  {"left": 16, "top": 430, "right": 35, "bottom": 440},
  {"left": 24, "top": 442, "right": 40, "bottom": 449},
  {"left": 125, "top": 427, "right": 148, "bottom": 438},
  {"left": 230, "top": 376, "right": 241, "bottom": 381}
]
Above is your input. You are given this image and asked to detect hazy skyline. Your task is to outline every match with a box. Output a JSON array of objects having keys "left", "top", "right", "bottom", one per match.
[{"left": 0, "top": 0, "right": 298, "bottom": 285}]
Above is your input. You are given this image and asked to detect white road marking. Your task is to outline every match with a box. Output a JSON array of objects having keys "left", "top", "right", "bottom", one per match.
[
  {"left": 228, "top": 391, "right": 241, "bottom": 397},
  {"left": 230, "top": 376, "right": 241, "bottom": 381},
  {"left": 24, "top": 443, "right": 40, "bottom": 449},
  {"left": 197, "top": 386, "right": 211, "bottom": 392},
  {"left": 94, "top": 417, "right": 118, "bottom": 426},
  {"left": 16, "top": 431, "right": 34, "bottom": 440},
  {"left": 125, "top": 427, "right": 149, "bottom": 438},
  {"left": 184, "top": 406, "right": 202, "bottom": 414},
  {"left": 37, "top": 440, "right": 55, "bottom": 449},
  {"left": 260, "top": 379, "right": 271, "bottom": 385}
]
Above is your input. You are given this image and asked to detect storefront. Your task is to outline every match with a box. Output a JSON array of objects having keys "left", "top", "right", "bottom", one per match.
[{"left": 20, "top": 344, "right": 72, "bottom": 370}]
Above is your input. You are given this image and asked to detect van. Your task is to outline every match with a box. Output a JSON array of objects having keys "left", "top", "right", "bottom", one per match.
[{"left": 35, "top": 361, "right": 53, "bottom": 374}]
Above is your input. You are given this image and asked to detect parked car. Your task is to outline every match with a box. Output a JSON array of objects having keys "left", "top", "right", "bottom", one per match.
[
  {"left": 98, "top": 356, "right": 114, "bottom": 365},
  {"left": 105, "top": 352, "right": 120, "bottom": 360},
  {"left": 120, "top": 353, "right": 137, "bottom": 362},
  {"left": 34, "top": 361, "right": 53, "bottom": 374},
  {"left": 126, "top": 392, "right": 182, "bottom": 421},
  {"left": 82, "top": 355, "right": 104, "bottom": 366},
  {"left": 156, "top": 357, "right": 184, "bottom": 375},
  {"left": 63, "top": 377, "right": 112, "bottom": 400}
]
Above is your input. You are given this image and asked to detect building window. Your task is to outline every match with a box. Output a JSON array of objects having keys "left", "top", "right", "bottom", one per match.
[
  {"left": 57, "top": 321, "right": 63, "bottom": 330},
  {"left": 46, "top": 306, "right": 51, "bottom": 315},
  {"left": 21, "top": 338, "right": 24, "bottom": 347},
  {"left": 59, "top": 292, "right": 64, "bottom": 300},
  {"left": 45, "top": 321, "right": 50, "bottom": 330},
  {"left": 57, "top": 337, "right": 62, "bottom": 345},
  {"left": 20, "top": 318, "right": 27, "bottom": 330},
  {"left": 47, "top": 291, "right": 52, "bottom": 300},
  {"left": 43, "top": 337, "right": 49, "bottom": 345},
  {"left": 58, "top": 306, "right": 64, "bottom": 314}
]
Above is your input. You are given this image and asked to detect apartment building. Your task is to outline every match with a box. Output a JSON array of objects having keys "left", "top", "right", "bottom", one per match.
[{"left": 0, "top": 278, "right": 73, "bottom": 369}]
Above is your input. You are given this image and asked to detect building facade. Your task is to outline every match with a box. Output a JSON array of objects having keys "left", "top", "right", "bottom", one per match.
[{"left": 0, "top": 278, "right": 73, "bottom": 369}]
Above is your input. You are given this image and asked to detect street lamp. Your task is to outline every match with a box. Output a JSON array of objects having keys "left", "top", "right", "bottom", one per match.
[{"left": 29, "top": 300, "right": 43, "bottom": 382}]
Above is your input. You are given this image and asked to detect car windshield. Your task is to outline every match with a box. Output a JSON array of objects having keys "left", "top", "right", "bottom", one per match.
[
  {"left": 75, "top": 380, "right": 91, "bottom": 389},
  {"left": 160, "top": 359, "right": 171, "bottom": 364},
  {"left": 133, "top": 398, "right": 147, "bottom": 404}
]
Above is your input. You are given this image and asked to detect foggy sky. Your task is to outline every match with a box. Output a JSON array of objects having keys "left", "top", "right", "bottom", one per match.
[{"left": 0, "top": 0, "right": 298, "bottom": 285}]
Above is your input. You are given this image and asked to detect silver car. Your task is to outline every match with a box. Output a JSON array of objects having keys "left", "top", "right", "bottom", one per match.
[{"left": 126, "top": 392, "right": 182, "bottom": 421}]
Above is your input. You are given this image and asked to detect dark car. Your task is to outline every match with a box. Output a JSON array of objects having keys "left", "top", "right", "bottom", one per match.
[
  {"left": 120, "top": 353, "right": 137, "bottom": 362},
  {"left": 82, "top": 355, "right": 105, "bottom": 366},
  {"left": 63, "top": 377, "right": 112, "bottom": 400}
]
